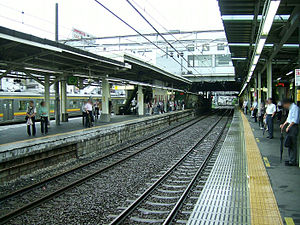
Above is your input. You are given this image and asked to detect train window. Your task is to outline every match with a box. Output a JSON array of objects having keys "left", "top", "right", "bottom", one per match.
[{"left": 19, "top": 101, "right": 27, "bottom": 110}]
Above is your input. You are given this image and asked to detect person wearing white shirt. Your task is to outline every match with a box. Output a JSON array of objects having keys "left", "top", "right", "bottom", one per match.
[
  {"left": 264, "top": 98, "right": 276, "bottom": 139},
  {"left": 252, "top": 100, "right": 258, "bottom": 122},
  {"left": 85, "top": 100, "right": 93, "bottom": 127},
  {"left": 280, "top": 98, "right": 299, "bottom": 166}
]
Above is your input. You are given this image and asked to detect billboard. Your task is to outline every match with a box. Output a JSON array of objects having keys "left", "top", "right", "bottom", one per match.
[{"left": 72, "top": 28, "right": 96, "bottom": 45}]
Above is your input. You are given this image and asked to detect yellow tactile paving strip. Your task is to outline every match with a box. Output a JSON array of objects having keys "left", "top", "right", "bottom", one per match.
[{"left": 241, "top": 112, "right": 283, "bottom": 225}]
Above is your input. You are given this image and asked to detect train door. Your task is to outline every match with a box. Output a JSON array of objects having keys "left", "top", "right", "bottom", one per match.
[{"left": 3, "top": 99, "right": 14, "bottom": 120}]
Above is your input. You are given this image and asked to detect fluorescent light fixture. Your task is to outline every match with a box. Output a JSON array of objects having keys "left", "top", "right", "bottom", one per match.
[
  {"left": 228, "top": 43, "right": 250, "bottom": 47},
  {"left": 256, "top": 38, "right": 266, "bottom": 54},
  {"left": 286, "top": 70, "right": 293, "bottom": 76},
  {"left": 232, "top": 57, "right": 247, "bottom": 60},
  {"left": 250, "top": 64, "right": 256, "bottom": 72},
  {"left": 24, "top": 67, "right": 63, "bottom": 74},
  {"left": 277, "top": 77, "right": 281, "bottom": 81},
  {"left": 253, "top": 55, "right": 260, "bottom": 65},
  {"left": 262, "top": 0, "right": 281, "bottom": 35}
]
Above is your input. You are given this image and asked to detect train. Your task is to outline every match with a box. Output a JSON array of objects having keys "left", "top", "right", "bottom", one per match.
[{"left": 0, "top": 92, "right": 126, "bottom": 125}]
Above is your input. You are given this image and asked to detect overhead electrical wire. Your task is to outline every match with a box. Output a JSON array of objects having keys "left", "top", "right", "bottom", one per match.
[
  {"left": 93, "top": 0, "right": 191, "bottom": 74},
  {"left": 126, "top": 0, "right": 205, "bottom": 76},
  {"left": 129, "top": 0, "right": 216, "bottom": 75}
]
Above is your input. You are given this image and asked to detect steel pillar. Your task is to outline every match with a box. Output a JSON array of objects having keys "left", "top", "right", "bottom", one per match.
[
  {"left": 257, "top": 72, "right": 262, "bottom": 115},
  {"left": 44, "top": 75, "right": 50, "bottom": 122},
  {"left": 100, "top": 78, "right": 111, "bottom": 122},
  {"left": 60, "top": 79, "right": 68, "bottom": 122},
  {"left": 267, "top": 62, "right": 272, "bottom": 98},
  {"left": 138, "top": 85, "right": 144, "bottom": 116},
  {"left": 54, "top": 80, "right": 60, "bottom": 125}
]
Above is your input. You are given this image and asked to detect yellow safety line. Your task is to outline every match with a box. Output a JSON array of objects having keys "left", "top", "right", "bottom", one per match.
[
  {"left": 263, "top": 157, "right": 271, "bottom": 167},
  {"left": 241, "top": 111, "right": 283, "bottom": 225},
  {"left": 285, "top": 217, "right": 295, "bottom": 225}
]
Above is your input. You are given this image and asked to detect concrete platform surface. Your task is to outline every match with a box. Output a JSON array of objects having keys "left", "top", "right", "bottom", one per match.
[
  {"left": 188, "top": 109, "right": 297, "bottom": 225},
  {"left": 246, "top": 114, "right": 300, "bottom": 225},
  {"left": 0, "top": 115, "right": 138, "bottom": 146}
]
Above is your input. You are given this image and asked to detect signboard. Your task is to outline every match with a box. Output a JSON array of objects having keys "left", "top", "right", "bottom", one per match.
[
  {"left": 295, "top": 69, "right": 300, "bottom": 86},
  {"left": 72, "top": 28, "right": 96, "bottom": 45},
  {"left": 67, "top": 76, "right": 78, "bottom": 85}
]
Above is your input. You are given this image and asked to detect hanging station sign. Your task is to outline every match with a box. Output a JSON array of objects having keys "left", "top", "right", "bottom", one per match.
[{"left": 295, "top": 69, "right": 300, "bottom": 86}]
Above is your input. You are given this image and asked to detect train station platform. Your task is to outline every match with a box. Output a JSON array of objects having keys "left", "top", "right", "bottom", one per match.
[
  {"left": 0, "top": 110, "right": 195, "bottom": 182},
  {"left": 0, "top": 115, "right": 138, "bottom": 145},
  {"left": 188, "top": 109, "right": 299, "bottom": 225}
]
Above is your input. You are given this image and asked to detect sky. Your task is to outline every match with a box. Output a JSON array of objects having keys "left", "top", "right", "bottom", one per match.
[{"left": 0, "top": 0, "right": 224, "bottom": 41}]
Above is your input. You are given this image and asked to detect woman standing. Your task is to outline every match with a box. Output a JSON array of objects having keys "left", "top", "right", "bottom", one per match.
[
  {"left": 39, "top": 101, "right": 48, "bottom": 135},
  {"left": 26, "top": 100, "right": 36, "bottom": 136}
]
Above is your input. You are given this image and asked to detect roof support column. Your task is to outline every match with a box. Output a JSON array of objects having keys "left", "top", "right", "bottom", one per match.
[
  {"left": 60, "top": 79, "right": 68, "bottom": 122},
  {"left": 100, "top": 77, "right": 111, "bottom": 122},
  {"left": 138, "top": 85, "right": 144, "bottom": 116},
  {"left": 54, "top": 79, "right": 60, "bottom": 125},
  {"left": 44, "top": 75, "right": 51, "bottom": 122},
  {"left": 267, "top": 62, "right": 272, "bottom": 98},
  {"left": 257, "top": 72, "right": 262, "bottom": 115}
]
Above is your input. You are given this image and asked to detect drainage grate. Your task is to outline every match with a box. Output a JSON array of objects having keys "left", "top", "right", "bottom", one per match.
[{"left": 187, "top": 112, "right": 251, "bottom": 225}]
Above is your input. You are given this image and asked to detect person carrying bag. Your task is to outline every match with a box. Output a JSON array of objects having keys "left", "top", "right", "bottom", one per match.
[
  {"left": 26, "top": 100, "right": 36, "bottom": 136},
  {"left": 39, "top": 101, "right": 49, "bottom": 135}
]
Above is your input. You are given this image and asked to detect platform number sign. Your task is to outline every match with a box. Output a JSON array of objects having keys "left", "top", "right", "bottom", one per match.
[
  {"left": 295, "top": 69, "right": 300, "bottom": 86},
  {"left": 67, "top": 76, "right": 78, "bottom": 86}
]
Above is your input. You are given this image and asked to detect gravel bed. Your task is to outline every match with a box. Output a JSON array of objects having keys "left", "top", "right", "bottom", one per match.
[
  {"left": 173, "top": 118, "right": 231, "bottom": 223},
  {"left": 6, "top": 114, "right": 220, "bottom": 225},
  {"left": 0, "top": 117, "right": 192, "bottom": 195}
]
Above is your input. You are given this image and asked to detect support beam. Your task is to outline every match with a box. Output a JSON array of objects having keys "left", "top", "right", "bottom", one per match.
[
  {"left": 137, "top": 85, "right": 144, "bottom": 116},
  {"left": 0, "top": 68, "right": 13, "bottom": 80},
  {"left": 44, "top": 75, "right": 51, "bottom": 122},
  {"left": 60, "top": 79, "right": 68, "bottom": 122},
  {"left": 100, "top": 78, "right": 111, "bottom": 122},
  {"left": 24, "top": 71, "right": 44, "bottom": 86},
  {"left": 261, "top": 6, "right": 300, "bottom": 73},
  {"left": 267, "top": 62, "right": 272, "bottom": 98}
]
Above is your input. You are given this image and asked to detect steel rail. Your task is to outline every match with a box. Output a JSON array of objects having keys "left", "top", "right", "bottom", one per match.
[
  {"left": 0, "top": 112, "right": 217, "bottom": 224},
  {"left": 162, "top": 110, "right": 232, "bottom": 225},
  {"left": 109, "top": 110, "right": 231, "bottom": 225}
]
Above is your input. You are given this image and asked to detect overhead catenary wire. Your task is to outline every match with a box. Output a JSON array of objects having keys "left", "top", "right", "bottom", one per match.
[
  {"left": 129, "top": 0, "right": 217, "bottom": 74},
  {"left": 126, "top": 0, "right": 204, "bottom": 76},
  {"left": 93, "top": 0, "right": 191, "bottom": 74}
]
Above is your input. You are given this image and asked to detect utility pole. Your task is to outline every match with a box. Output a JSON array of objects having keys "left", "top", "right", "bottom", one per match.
[{"left": 54, "top": 3, "right": 60, "bottom": 125}]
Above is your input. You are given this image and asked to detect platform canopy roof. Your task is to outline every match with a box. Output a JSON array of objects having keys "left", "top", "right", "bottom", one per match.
[
  {"left": 0, "top": 26, "right": 191, "bottom": 89},
  {"left": 218, "top": 0, "right": 300, "bottom": 92}
]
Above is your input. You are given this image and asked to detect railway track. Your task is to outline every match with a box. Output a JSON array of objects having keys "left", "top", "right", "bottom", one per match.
[
  {"left": 109, "top": 110, "right": 232, "bottom": 225},
  {"left": 0, "top": 111, "right": 220, "bottom": 224}
]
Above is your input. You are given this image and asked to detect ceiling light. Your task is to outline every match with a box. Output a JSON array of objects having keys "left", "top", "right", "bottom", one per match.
[
  {"left": 250, "top": 64, "right": 256, "bottom": 72},
  {"left": 253, "top": 55, "right": 260, "bottom": 65},
  {"left": 24, "top": 67, "right": 63, "bottom": 74},
  {"left": 256, "top": 38, "right": 266, "bottom": 54},
  {"left": 286, "top": 71, "right": 293, "bottom": 76},
  {"left": 262, "top": 0, "right": 281, "bottom": 35}
]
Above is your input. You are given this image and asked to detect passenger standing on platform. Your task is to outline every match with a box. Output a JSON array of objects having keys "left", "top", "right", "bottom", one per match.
[
  {"left": 258, "top": 102, "right": 265, "bottom": 129},
  {"left": 243, "top": 100, "right": 248, "bottom": 115},
  {"left": 26, "top": 100, "right": 36, "bottom": 136},
  {"left": 252, "top": 99, "right": 258, "bottom": 122},
  {"left": 277, "top": 101, "right": 283, "bottom": 121},
  {"left": 85, "top": 100, "right": 93, "bottom": 127},
  {"left": 264, "top": 98, "right": 276, "bottom": 139},
  {"left": 94, "top": 100, "right": 100, "bottom": 120},
  {"left": 280, "top": 98, "right": 299, "bottom": 166},
  {"left": 82, "top": 101, "right": 87, "bottom": 126},
  {"left": 39, "top": 101, "right": 48, "bottom": 135}
]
